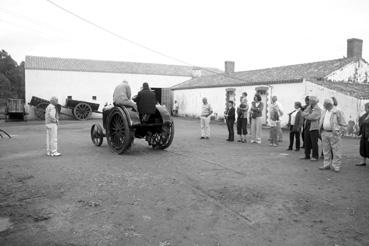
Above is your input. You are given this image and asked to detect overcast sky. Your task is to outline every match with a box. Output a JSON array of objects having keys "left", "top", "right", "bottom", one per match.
[{"left": 1, "top": 0, "right": 369, "bottom": 71}]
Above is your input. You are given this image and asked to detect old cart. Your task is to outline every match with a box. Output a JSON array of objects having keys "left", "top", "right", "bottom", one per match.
[
  {"left": 90, "top": 104, "right": 174, "bottom": 154},
  {"left": 5, "top": 98, "right": 26, "bottom": 121},
  {"left": 29, "top": 96, "right": 100, "bottom": 120}
]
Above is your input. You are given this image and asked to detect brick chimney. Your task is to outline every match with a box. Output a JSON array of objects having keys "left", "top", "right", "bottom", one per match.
[
  {"left": 347, "top": 38, "right": 363, "bottom": 58},
  {"left": 225, "top": 61, "right": 235, "bottom": 74},
  {"left": 191, "top": 67, "right": 202, "bottom": 78}
]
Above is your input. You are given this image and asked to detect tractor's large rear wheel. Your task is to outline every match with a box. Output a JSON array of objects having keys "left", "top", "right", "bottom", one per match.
[
  {"left": 106, "top": 107, "right": 134, "bottom": 154},
  {"left": 148, "top": 121, "right": 174, "bottom": 150}
]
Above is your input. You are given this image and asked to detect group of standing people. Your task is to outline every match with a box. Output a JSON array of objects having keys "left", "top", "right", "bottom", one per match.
[{"left": 200, "top": 94, "right": 369, "bottom": 173}]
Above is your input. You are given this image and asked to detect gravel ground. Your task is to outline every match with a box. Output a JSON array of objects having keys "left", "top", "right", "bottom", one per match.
[{"left": 0, "top": 118, "right": 368, "bottom": 246}]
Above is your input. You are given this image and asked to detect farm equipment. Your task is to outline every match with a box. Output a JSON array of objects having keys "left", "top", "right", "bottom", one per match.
[
  {"left": 29, "top": 96, "right": 100, "bottom": 120},
  {"left": 0, "top": 128, "right": 11, "bottom": 138},
  {"left": 90, "top": 104, "right": 174, "bottom": 154},
  {"left": 5, "top": 98, "right": 26, "bottom": 121}
]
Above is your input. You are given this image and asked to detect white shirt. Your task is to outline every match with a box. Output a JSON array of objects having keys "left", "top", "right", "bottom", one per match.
[
  {"left": 45, "top": 104, "right": 57, "bottom": 124},
  {"left": 290, "top": 109, "right": 299, "bottom": 125},
  {"left": 323, "top": 110, "right": 332, "bottom": 130}
]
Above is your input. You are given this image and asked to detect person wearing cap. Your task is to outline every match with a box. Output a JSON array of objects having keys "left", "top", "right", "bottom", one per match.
[
  {"left": 113, "top": 80, "right": 137, "bottom": 110},
  {"left": 133, "top": 82, "right": 157, "bottom": 120},
  {"left": 318, "top": 98, "right": 347, "bottom": 172},
  {"left": 301, "top": 96, "right": 321, "bottom": 161},
  {"left": 225, "top": 100, "right": 235, "bottom": 142},
  {"left": 200, "top": 97, "right": 213, "bottom": 139},
  {"left": 45, "top": 97, "right": 61, "bottom": 157}
]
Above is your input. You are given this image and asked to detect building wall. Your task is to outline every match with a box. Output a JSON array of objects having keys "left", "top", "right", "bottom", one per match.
[
  {"left": 172, "top": 82, "right": 305, "bottom": 126},
  {"left": 326, "top": 59, "right": 369, "bottom": 83},
  {"left": 25, "top": 69, "right": 190, "bottom": 119},
  {"left": 305, "top": 81, "right": 363, "bottom": 122}
]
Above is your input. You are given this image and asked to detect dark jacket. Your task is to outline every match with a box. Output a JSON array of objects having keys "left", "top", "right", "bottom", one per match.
[
  {"left": 359, "top": 113, "right": 369, "bottom": 138},
  {"left": 133, "top": 89, "right": 157, "bottom": 114},
  {"left": 250, "top": 101, "right": 263, "bottom": 118},
  {"left": 225, "top": 107, "right": 235, "bottom": 121}
]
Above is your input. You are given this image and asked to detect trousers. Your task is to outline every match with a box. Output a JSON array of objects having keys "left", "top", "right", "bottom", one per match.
[
  {"left": 289, "top": 127, "right": 301, "bottom": 150},
  {"left": 200, "top": 116, "right": 211, "bottom": 137},
  {"left": 321, "top": 131, "right": 342, "bottom": 170},
  {"left": 226, "top": 119, "right": 235, "bottom": 140},
  {"left": 251, "top": 117, "right": 262, "bottom": 142},
  {"left": 304, "top": 129, "right": 319, "bottom": 159},
  {"left": 46, "top": 123, "right": 58, "bottom": 153}
]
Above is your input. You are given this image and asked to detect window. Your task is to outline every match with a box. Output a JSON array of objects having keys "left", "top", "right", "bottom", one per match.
[
  {"left": 67, "top": 96, "right": 72, "bottom": 100},
  {"left": 92, "top": 96, "right": 97, "bottom": 100}
]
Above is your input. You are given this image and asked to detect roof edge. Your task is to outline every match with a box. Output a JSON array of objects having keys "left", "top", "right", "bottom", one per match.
[{"left": 172, "top": 78, "right": 304, "bottom": 90}]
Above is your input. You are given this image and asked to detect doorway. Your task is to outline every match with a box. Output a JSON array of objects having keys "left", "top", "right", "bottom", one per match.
[{"left": 255, "top": 86, "right": 269, "bottom": 125}]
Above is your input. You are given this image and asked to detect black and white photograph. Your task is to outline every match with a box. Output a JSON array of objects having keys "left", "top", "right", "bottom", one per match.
[{"left": 1, "top": 0, "right": 369, "bottom": 245}]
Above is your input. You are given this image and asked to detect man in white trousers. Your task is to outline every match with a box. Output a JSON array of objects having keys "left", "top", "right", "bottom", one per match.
[
  {"left": 200, "top": 97, "right": 213, "bottom": 139},
  {"left": 45, "top": 97, "right": 61, "bottom": 157}
]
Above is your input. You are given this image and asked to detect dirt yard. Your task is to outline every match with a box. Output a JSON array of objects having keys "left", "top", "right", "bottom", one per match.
[{"left": 0, "top": 118, "right": 368, "bottom": 246}]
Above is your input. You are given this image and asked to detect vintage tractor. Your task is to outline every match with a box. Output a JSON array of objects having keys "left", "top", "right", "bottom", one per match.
[{"left": 90, "top": 104, "right": 174, "bottom": 154}]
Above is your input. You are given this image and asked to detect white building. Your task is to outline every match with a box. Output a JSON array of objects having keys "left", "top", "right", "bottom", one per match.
[
  {"left": 25, "top": 56, "right": 221, "bottom": 119},
  {"left": 172, "top": 38, "right": 369, "bottom": 126}
]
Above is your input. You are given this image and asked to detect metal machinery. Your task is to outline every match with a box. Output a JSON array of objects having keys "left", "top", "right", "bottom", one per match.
[{"left": 90, "top": 104, "right": 174, "bottom": 154}]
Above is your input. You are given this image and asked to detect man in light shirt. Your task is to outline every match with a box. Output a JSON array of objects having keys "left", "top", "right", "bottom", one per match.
[
  {"left": 113, "top": 80, "right": 137, "bottom": 110},
  {"left": 200, "top": 97, "right": 213, "bottom": 139},
  {"left": 318, "top": 98, "right": 347, "bottom": 172},
  {"left": 45, "top": 97, "right": 61, "bottom": 157}
]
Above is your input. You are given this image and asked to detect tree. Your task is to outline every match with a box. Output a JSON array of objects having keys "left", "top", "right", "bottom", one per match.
[{"left": 0, "top": 50, "right": 24, "bottom": 99}]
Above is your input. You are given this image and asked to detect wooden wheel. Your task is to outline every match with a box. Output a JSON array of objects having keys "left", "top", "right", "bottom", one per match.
[
  {"left": 35, "top": 102, "right": 48, "bottom": 120},
  {"left": 106, "top": 107, "right": 134, "bottom": 154},
  {"left": 147, "top": 121, "right": 175, "bottom": 150},
  {"left": 90, "top": 123, "right": 104, "bottom": 146},
  {"left": 73, "top": 103, "right": 92, "bottom": 120}
]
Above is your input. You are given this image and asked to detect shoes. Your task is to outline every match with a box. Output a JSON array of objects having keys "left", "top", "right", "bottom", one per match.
[
  {"left": 200, "top": 137, "right": 205, "bottom": 139},
  {"left": 46, "top": 152, "right": 51, "bottom": 156},
  {"left": 319, "top": 166, "right": 330, "bottom": 170},
  {"left": 300, "top": 156, "right": 310, "bottom": 160},
  {"left": 356, "top": 163, "right": 366, "bottom": 166},
  {"left": 310, "top": 158, "right": 318, "bottom": 161},
  {"left": 286, "top": 148, "right": 292, "bottom": 151},
  {"left": 237, "top": 140, "right": 243, "bottom": 142},
  {"left": 205, "top": 137, "right": 209, "bottom": 139},
  {"left": 256, "top": 141, "right": 261, "bottom": 144},
  {"left": 243, "top": 139, "right": 247, "bottom": 143},
  {"left": 333, "top": 168, "right": 340, "bottom": 172},
  {"left": 250, "top": 140, "right": 256, "bottom": 143},
  {"left": 295, "top": 148, "right": 300, "bottom": 151},
  {"left": 50, "top": 152, "right": 61, "bottom": 157},
  {"left": 272, "top": 144, "right": 278, "bottom": 147},
  {"left": 355, "top": 163, "right": 366, "bottom": 166}
]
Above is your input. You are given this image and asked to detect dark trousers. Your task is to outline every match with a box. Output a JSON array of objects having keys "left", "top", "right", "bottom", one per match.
[
  {"left": 304, "top": 129, "right": 319, "bottom": 159},
  {"left": 226, "top": 119, "right": 235, "bottom": 140},
  {"left": 289, "top": 128, "right": 300, "bottom": 150}
]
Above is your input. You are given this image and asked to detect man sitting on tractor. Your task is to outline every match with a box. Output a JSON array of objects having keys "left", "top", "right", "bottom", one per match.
[
  {"left": 113, "top": 80, "right": 137, "bottom": 111},
  {"left": 133, "top": 82, "right": 157, "bottom": 122}
]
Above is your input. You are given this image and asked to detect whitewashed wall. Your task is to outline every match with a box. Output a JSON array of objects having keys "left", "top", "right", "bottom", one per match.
[
  {"left": 25, "top": 69, "right": 190, "bottom": 119},
  {"left": 172, "top": 82, "right": 305, "bottom": 126},
  {"left": 326, "top": 59, "right": 369, "bottom": 83},
  {"left": 305, "top": 81, "right": 364, "bottom": 122}
]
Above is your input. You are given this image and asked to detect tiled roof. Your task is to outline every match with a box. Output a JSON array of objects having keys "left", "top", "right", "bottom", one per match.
[
  {"left": 311, "top": 79, "right": 369, "bottom": 99},
  {"left": 25, "top": 56, "right": 222, "bottom": 77},
  {"left": 172, "top": 57, "right": 360, "bottom": 90}
]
